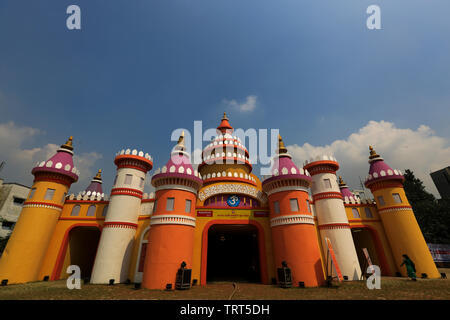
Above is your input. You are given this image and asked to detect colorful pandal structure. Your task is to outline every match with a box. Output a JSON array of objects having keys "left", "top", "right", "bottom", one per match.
[{"left": 0, "top": 114, "right": 440, "bottom": 287}]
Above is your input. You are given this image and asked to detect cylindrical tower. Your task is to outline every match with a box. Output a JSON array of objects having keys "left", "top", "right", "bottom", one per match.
[
  {"left": 364, "top": 146, "right": 440, "bottom": 278},
  {"left": 0, "top": 137, "right": 79, "bottom": 284},
  {"left": 304, "top": 155, "right": 362, "bottom": 280},
  {"left": 262, "top": 135, "right": 324, "bottom": 287},
  {"left": 90, "top": 149, "right": 153, "bottom": 284},
  {"left": 142, "top": 132, "right": 203, "bottom": 289}
]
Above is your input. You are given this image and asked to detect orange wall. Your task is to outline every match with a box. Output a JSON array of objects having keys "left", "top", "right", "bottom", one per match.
[
  {"left": 142, "top": 189, "right": 197, "bottom": 289},
  {"left": 268, "top": 189, "right": 324, "bottom": 287}
]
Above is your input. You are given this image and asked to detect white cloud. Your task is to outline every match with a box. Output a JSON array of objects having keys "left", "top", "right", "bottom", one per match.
[
  {"left": 0, "top": 122, "right": 102, "bottom": 191},
  {"left": 286, "top": 120, "right": 450, "bottom": 197},
  {"left": 223, "top": 95, "right": 258, "bottom": 112}
]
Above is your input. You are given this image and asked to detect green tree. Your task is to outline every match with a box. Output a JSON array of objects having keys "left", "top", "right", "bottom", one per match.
[{"left": 403, "top": 169, "right": 450, "bottom": 244}]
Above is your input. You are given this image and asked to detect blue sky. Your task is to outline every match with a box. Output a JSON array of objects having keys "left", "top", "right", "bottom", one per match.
[{"left": 0, "top": 0, "right": 449, "bottom": 196}]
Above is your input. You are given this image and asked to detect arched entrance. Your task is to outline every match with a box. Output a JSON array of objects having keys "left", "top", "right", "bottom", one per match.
[
  {"left": 54, "top": 225, "right": 101, "bottom": 280},
  {"left": 207, "top": 224, "right": 260, "bottom": 282},
  {"left": 201, "top": 220, "right": 268, "bottom": 285},
  {"left": 350, "top": 225, "right": 391, "bottom": 276}
]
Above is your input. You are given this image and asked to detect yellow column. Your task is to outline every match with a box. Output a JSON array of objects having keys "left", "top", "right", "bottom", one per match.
[
  {"left": 0, "top": 181, "right": 68, "bottom": 284},
  {"left": 371, "top": 185, "right": 440, "bottom": 278}
]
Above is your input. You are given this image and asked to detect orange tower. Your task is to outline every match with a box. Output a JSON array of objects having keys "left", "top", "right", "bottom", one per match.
[
  {"left": 0, "top": 137, "right": 79, "bottom": 284},
  {"left": 262, "top": 135, "right": 324, "bottom": 287},
  {"left": 142, "top": 132, "right": 203, "bottom": 289}
]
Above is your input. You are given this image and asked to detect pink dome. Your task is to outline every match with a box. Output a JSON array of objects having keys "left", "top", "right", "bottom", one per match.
[
  {"left": 85, "top": 169, "right": 103, "bottom": 194},
  {"left": 264, "top": 155, "right": 312, "bottom": 185},
  {"left": 165, "top": 154, "right": 196, "bottom": 175},
  {"left": 338, "top": 177, "right": 356, "bottom": 200},
  {"left": 31, "top": 137, "right": 78, "bottom": 182},
  {"left": 364, "top": 146, "right": 404, "bottom": 187},
  {"left": 340, "top": 186, "right": 355, "bottom": 199},
  {"left": 263, "top": 135, "right": 311, "bottom": 185},
  {"left": 152, "top": 133, "right": 203, "bottom": 187}
]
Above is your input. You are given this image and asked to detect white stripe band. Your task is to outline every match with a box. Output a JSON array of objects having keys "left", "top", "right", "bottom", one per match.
[
  {"left": 150, "top": 214, "right": 196, "bottom": 227},
  {"left": 270, "top": 214, "right": 315, "bottom": 227}
]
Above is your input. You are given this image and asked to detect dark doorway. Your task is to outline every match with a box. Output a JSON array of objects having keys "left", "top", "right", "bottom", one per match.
[
  {"left": 207, "top": 224, "right": 260, "bottom": 283},
  {"left": 351, "top": 228, "right": 382, "bottom": 274},
  {"left": 65, "top": 226, "right": 101, "bottom": 279}
]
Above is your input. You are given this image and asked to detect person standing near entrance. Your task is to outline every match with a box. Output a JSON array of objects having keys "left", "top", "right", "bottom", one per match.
[{"left": 400, "top": 254, "right": 417, "bottom": 281}]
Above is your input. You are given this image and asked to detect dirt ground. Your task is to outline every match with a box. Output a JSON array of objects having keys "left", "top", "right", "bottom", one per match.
[{"left": 0, "top": 271, "right": 449, "bottom": 300}]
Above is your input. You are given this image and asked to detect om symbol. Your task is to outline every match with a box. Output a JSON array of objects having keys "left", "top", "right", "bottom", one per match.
[{"left": 227, "top": 195, "right": 240, "bottom": 207}]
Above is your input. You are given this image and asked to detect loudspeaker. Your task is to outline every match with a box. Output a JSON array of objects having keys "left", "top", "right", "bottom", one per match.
[
  {"left": 298, "top": 281, "right": 305, "bottom": 288},
  {"left": 176, "top": 268, "right": 192, "bottom": 290},
  {"left": 43, "top": 276, "right": 49, "bottom": 281},
  {"left": 421, "top": 273, "right": 428, "bottom": 279},
  {"left": 165, "top": 283, "right": 172, "bottom": 290},
  {"left": 1, "top": 279, "right": 7, "bottom": 286},
  {"left": 441, "top": 273, "right": 447, "bottom": 279},
  {"left": 109, "top": 279, "right": 115, "bottom": 285},
  {"left": 277, "top": 267, "right": 292, "bottom": 288},
  {"left": 192, "top": 279, "right": 198, "bottom": 286},
  {"left": 343, "top": 275, "right": 348, "bottom": 281}
]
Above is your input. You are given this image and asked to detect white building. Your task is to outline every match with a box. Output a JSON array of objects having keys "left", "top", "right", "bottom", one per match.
[{"left": 0, "top": 179, "right": 31, "bottom": 238}]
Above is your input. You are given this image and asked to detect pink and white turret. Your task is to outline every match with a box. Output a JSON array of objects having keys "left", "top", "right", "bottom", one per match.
[
  {"left": 338, "top": 176, "right": 357, "bottom": 203},
  {"left": 90, "top": 149, "right": 153, "bottom": 284},
  {"left": 304, "top": 156, "right": 362, "bottom": 280},
  {"left": 84, "top": 169, "right": 104, "bottom": 196}
]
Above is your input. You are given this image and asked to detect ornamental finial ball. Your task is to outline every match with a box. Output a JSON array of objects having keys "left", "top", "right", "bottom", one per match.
[
  {"left": 278, "top": 134, "right": 288, "bottom": 154},
  {"left": 369, "top": 145, "right": 379, "bottom": 159},
  {"left": 177, "top": 131, "right": 185, "bottom": 146},
  {"left": 61, "top": 136, "right": 74, "bottom": 151},
  {"left": 94, "top": 169, "right": 102, "bottom": 180}
]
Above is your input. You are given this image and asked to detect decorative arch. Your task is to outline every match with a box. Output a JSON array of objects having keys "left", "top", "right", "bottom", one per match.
[
  {"left": 203, "top": 194, "right": 260, "bottom": 208},
  {"left": 51, "top": 223, "right": 102, "bottom": 280},
  {"left": 198, "top": 183, "right": 268, "bottom": 205}
]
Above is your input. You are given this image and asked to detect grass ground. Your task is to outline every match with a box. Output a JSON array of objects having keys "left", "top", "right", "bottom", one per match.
[{"left": 0, "top": 271, "right": 449, "bottom": 300}]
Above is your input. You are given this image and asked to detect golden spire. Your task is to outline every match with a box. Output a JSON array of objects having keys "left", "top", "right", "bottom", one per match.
[
  {"left": 177, "top": 131, "right": 185, "bottom": 149},
  {"left": 173, "top": 131, "right": 186, "bottom": 154},
  {"left": 338, "top": 176, "right": 345, "bottom": 186},
  {"left": 222, "top": 112, "right": 228, "bottom": 120},
  {"left": 94, "top": 169, "right": 102, "bottom": 180},
  {"left": 61, "top": 136, "right": 74, "bottom": 151},
  {"left": 278, "top": 134, "right": 288, "bottom": 154},
  {"left": 369, "top": 145, "right": 380, "bottom": 159}
]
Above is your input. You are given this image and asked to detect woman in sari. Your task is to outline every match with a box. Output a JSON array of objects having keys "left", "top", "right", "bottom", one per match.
[{"left": 400, "top": 254, "right": 417, "bottom": 281}]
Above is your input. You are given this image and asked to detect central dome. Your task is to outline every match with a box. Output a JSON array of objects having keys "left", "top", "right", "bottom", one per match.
[{"left": 198, "top": 113, "right": 258, "bottom": 186}]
